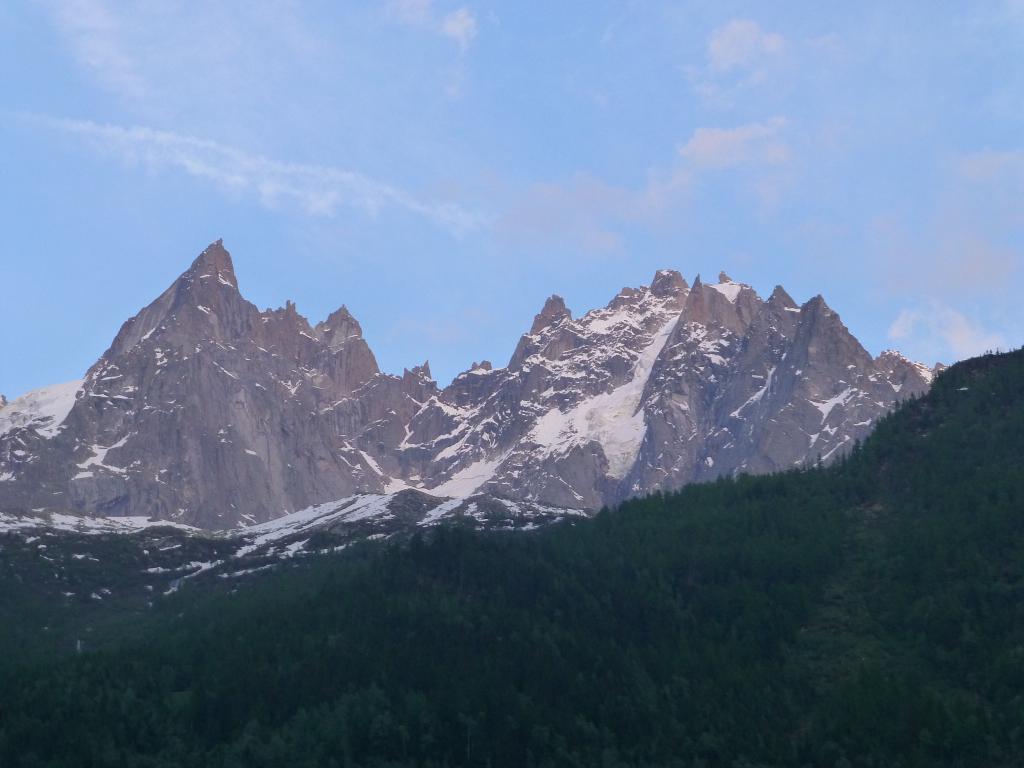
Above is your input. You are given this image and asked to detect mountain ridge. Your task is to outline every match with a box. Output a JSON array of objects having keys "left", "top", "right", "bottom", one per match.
[{"left": 0, "top": 240, "right": 938, "bottom": 528}]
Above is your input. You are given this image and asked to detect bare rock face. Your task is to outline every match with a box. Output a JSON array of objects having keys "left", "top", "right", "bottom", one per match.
[
  {"left": 416, "top": 271, "right": 934, "bottom": 509},
  {"left": 0, "top": 242, "right": 938, "bottom": 528},
  {"left": 0, "top": 242, "right": 417, "bottom": 527}
]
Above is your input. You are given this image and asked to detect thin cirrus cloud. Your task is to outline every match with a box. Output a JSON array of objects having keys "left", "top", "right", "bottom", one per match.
[
  {"left": 888, "top": 302, "right": 1008, "bottom": 362},
  {"left": 42, "top": 0, "right": 147, "bottom": 98},
  {"left": 707, "top": 18, "right": 786, "bottom": 73},
  {"left": 497, "top": 169, "right": 692, "bottom": 253},
  {"left": 687, "top": 18, "right": 788, "bottom": 101},
  {"left": 34, "top": 116, "right": 480, "bottom": 235},
  {"left": 678, "top": 116, "right": 796, "bottom": 216},
  {"left": 498, "top": 117, "right": 793, "bottom": 252},
  {"left": 678, "top": 117, "right": 790, "bottom": 169},
  {"left": 440, "top": 8, "right": 478, "bottom": 49},
  {"left": 386, "top": 0, "right": 478, "bottom": 50}
]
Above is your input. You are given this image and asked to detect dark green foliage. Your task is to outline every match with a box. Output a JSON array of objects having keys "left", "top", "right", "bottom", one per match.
[
  {"left": 1, "top": 348, "right": 1022, "bottom": 767},
  {"left": 0, "top": 527, "right": 232, "bottom": 665}
]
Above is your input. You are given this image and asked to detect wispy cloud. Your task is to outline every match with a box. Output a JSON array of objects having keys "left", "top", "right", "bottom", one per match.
[
  {"left": 687, "top": 19, "right": 788, "bottom": 102},
  {"left": 42, "top": 0, "right": 146, "bottom": 98},
  {"left": 36, "top": 116, "right": 479, "bottom": 235},
  {"left": 440, "top": 8, "right": 477, "bottom": 49},
  {"left": 678, "top": 117, "right": 796, "bottom": 214},
  {"left": 679, "top": 117, "right": 790, "bottom": 169},
  {"left": 707, "top": 19, "right": 786, "bottom": 73},
  {"left": 386, "top": 0, "right": 478, "bottom": 50},
  {"left": 888, "top": 302, "right": 1007, "bottom": 362},
  {"left": 497, "top": 169, "right": 691, "bottom": 253},
  {"left": 498, "top": 116, "right": 794, "bottom": 252},
  {"left": 38, "top": 1, "right": 329, "bottom": 127}
]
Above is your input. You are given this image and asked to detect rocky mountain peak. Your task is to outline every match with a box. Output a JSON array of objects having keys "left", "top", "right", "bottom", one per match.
[
  {"left": 261, "top": 299, "right": 317, "bottom": 341},
  {"left": 186, "top": 239, "right": 237, "bottom": 289},
  {"left": 876, "top": 349, "right": 910, "bottom": 363},
  {"left": 876, "top": 349, "right": 939, "bottom": 387},
  {"left": 682, "top": 275, "right": 709, "bottom": 310},
  {"left": 767, "top": 285, "right": 798, "bottom": 309},
  {"left": 676, "top": 275, "right": 754, "bottom": 336},
  {"left": 99, "top": 240, "right": 254, "bottom": 360},
  {"left": 650, "top": 269, "right": 688, "bottom": 297},
  {"left": 608, "top": 286, "right": 650, "bottom": 310},
  {"left": 316, "top": 305, "right": 365, "bottom": 352},
  {"left": 718, "top": 271, "right": 734, "bottom": 283},
  {"left": 530, "top": 295, "right": 572, "bottom": 334},
  {"left": 318, "top": 305, "right": 360, "bottom": 334},
  {"left": 0, "top": 240, "right": 937, "bottom": 530},
  {"left": 800, "top": 294, "right": 832, "bottom": 318},
  {"left": 174, "top": 239, "right": 241, "bottom": 311}
]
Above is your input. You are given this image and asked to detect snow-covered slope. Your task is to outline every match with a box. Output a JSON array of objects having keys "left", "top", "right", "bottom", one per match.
[
  {"left": 0, "top": 489, "right": 585, "bottom": 591},
  {"left": 232, "top": 489, "right": 583, "bottom": 559},
  {"left": 0, "top": 380, "right": 82, "bottom": 440}
]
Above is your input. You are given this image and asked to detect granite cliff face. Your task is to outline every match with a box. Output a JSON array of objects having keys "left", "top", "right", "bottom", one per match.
[{"left": 0, "top": 242, "right": 936, "bottom": 528}]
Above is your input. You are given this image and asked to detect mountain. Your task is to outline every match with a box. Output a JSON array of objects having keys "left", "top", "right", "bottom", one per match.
[
  {"left": 0, "top": 241, "right": 936, "bottom": 529},
  {"left": 1, "top": 348, "right": 1021, "bottom": 767}
]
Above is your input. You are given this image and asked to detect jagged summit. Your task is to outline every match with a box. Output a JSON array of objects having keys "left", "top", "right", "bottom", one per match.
[
  {"left": 876, "top": 349, "right": 940, "bottom": 386},
  {"left": 877, "top": 348, "right": 916, "bottom": 361},
  {"left": 317, "top": 305, "right": 367, "bottom": 353},
  {"left": 768, "top": 285, "right": 798, "bottom": 308},
  {"left": 0, "top": 240, "right": 937, "bottom": 529},
  {"left": 650, "top": 269, "right": 688, "bottom": 297},
  {"left": 531, "top": 294, "right": 572, "bottom": 334},
  {"left": 174, "top": 240, "right": 243, "bottom": 313},
  {"left": 408, "top": 361, "right": 432, "bottom": 379},
  {"left": 318, "top": 304, "right": 359, "bottom": 332},
  {"left": 801, "top": 294, "right": 831, "bottom": 314},
  {"left": 188, "top": 239, "right": 236, "bottom": 285}
]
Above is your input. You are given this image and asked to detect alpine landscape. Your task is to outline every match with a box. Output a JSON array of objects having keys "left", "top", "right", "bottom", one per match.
[{"left": 1, "top": 3, "right": 1021, "bottom": 766}]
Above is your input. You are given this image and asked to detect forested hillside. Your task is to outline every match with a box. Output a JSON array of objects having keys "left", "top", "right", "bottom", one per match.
[{"left": 1, "top": 348, "right": 1022, "bottom": 767}]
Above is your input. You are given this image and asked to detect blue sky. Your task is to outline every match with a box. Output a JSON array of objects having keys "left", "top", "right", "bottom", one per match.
[{"left": 2, "top": 1, "right": 1022, "bottom": 397}]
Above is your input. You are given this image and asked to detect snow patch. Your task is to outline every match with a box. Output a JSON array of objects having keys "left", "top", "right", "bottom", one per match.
[
  {"left": 0, "top": 380, "right": 83, "bottom": 439},
  {"left": 75, "top": 435, "right": 131, "bottom": 477},
  {"left": 709, "top": 282, "right": 743, "bottom": 302},
  {"left": 527, "top": 313, "right": 679, "bottom": 479},
  {"left": 811, "top": 387, "right": 855, "bottom": 423},
  {"left": 358, "top": 450, "right": 385, "bottom": 476},
  {"left": 236, "top": 494, "right": 396, "bottom": 555},
  {"left": 431, "top": 455, "right": 507, "bottom": 497},
  {"left": 0, "top": 511, "right": 200, "bottom": 536},
  {"left": 730, "top": 366, "right": 776, "bottom": 418}
]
